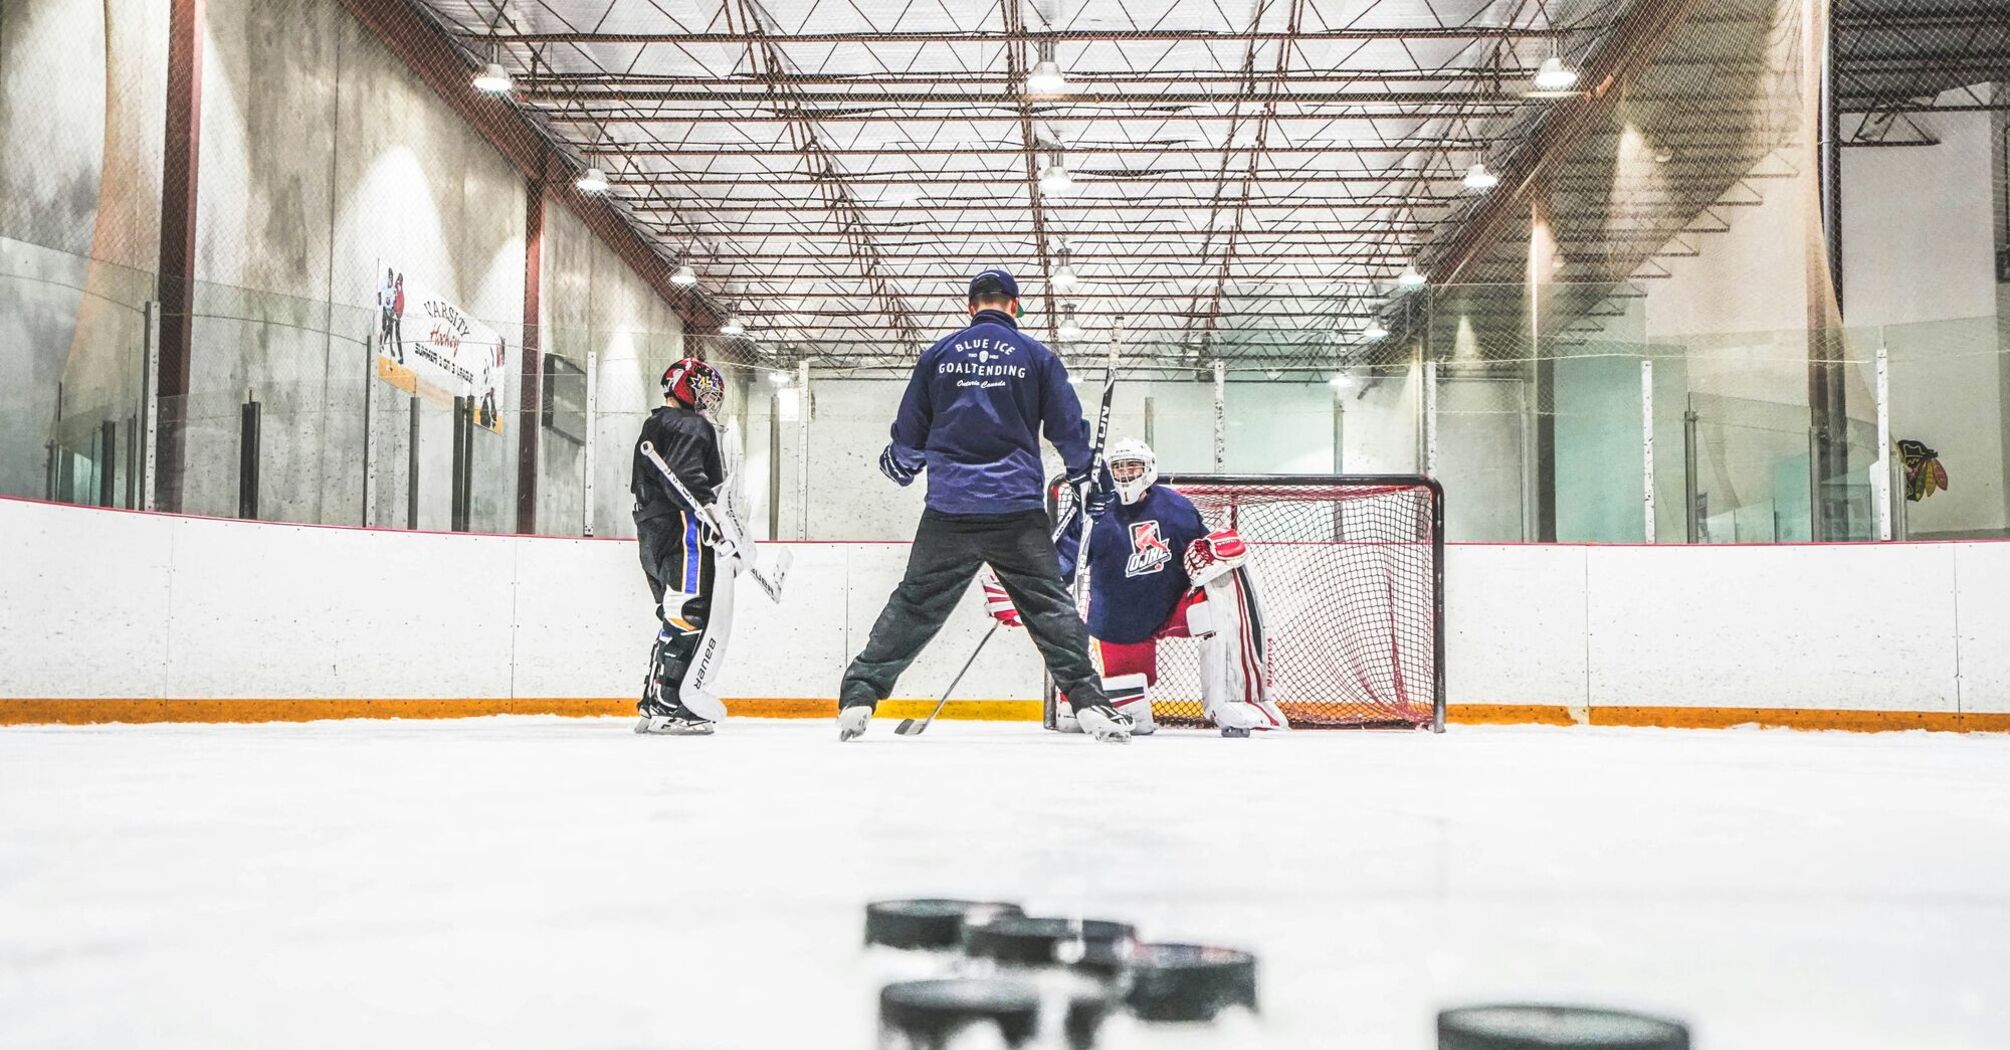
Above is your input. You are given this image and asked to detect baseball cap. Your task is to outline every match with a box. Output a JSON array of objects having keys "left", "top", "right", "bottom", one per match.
[{"left": 968, "top": 268, "right": 1020, "bottom": 300}]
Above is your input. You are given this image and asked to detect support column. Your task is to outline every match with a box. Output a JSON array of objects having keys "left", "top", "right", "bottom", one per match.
[
  {"left": 1805, "top": 0, "right": 1848, "bottom": 539},
  {"left": 1528, "top": 198, "right": 1559, "bottom": 541},
  {"left": 517, "top": 185, "right": 545, "bottom": 534},
  {"left": 154, "top": 0, "right": 206, "bottom": 513},
  {"left": 1210, "top": 360, "right": 1226, "bottom": 471}
]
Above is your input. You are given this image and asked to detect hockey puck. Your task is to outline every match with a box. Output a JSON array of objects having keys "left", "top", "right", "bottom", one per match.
[
  {"left": 1438, "top": 1004, "right": 1690, "bottom": 1050},
  {"left": 879, "top": 978, "right": 1040, "bottom": 1048},
  {"left": 1220, "top": 726, "right": 1251, "bottom": 738},
  {"left": 866, "top": 899, "right": 1025, "bottom": 950},
  {"left": 1122, "top": 943, "right": 1259, "bottom": 1022},
  {"left": 963, "top": 916, "right": 1138, "bottom": 972}
]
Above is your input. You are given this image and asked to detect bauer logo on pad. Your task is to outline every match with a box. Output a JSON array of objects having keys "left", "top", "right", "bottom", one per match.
[{"left": 1125, "top": 520, "right": 1172, "bottom": 578}]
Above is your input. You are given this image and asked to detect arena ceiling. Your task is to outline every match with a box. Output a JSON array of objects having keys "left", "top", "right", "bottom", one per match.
[{"left": 406, "top": 0, "right": 2009, "bottom": 370}]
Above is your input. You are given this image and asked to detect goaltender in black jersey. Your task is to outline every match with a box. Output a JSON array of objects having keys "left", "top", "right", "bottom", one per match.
[{"left": 630, "top": 358, "right": 730, "bottom": 736}]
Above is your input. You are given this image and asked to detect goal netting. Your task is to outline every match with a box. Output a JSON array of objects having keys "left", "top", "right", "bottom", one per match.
[{"left": 1047, "top": 474, "right": 1443, "bottom": 732}]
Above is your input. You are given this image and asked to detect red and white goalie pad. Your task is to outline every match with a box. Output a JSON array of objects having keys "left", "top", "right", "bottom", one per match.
[
  {"left": 1188, "top": 568, "right": 1288, "bottom": 731},
  {"left": 979, "top": 571, "right": 1022, "bottom": 629},
  {"left": 1183, "top": 529, "right": 1248, "bottom": 587}
]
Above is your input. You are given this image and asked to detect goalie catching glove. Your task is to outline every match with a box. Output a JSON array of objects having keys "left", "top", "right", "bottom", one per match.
[
  {"left": 980, "top": 571, "right": 1022, "bottom": 629},
  {"left": 1183, "top": 529, "right": 1248, "bottom": 587}
]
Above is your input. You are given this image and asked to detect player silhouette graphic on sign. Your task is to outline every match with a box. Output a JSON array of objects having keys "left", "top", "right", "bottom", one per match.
[{"left": 1125, "top": 520, "right": 1172, "bottom": 577}]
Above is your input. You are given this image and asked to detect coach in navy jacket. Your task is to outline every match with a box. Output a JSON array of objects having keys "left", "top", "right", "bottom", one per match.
[
  {"left": 836, "top": 269, "right": 1129, "bottom": 743},
  {"left": 882, "top": 299, "right": 1093, "bottom": 514}
]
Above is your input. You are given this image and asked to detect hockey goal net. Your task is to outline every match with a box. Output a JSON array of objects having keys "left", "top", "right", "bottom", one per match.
[{"left": 1047, "top": 474, "right": 1443, "bottom": 731}]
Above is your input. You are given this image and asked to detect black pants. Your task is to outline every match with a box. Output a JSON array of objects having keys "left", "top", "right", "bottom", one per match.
[
  {"left": 638, "top": 510, "right": 715, "bottom": 706},
  {"left": 841, "top": 508, "right": 1108, "bottom": 711}
]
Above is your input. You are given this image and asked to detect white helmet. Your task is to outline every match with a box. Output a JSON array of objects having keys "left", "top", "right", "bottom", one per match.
[{"left": 1106, "top": 438, "right": 1157, "bottom": 505}]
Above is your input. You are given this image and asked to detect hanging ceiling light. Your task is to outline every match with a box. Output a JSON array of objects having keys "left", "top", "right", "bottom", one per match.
[
  {"left": 1462, "top": 162, "right": 1499, "bottom": 191},
  {"left": 1038, "top": 161, "right": 1074, "bottom": 194},
  {"left": 720, "top": 315, "right": 745, "bottom": 336},
  {"left": 1533, "top": 56, "right": 1580, "bottom": 92},
  {"left": 1026, "top": 38, "right": 1068, "bottom": 95},
  {"left": 473, "top": 61, "right": 513, "bottom": 94},
  {"left": 670, "top": 262, "right": 698, "bottom": 287},
  {"left": 473, "top": 44, "right": 513, "bottom": 94},
  {"left": 1330, "top": 372, "right": 1357, "bottom": 390},
  {"left": 1051, "top": 248, "right": 1079, "bottom": 288},
  {"left": 1058, "top": 304, "right": 1084, "bottom": 340},
  {"left": 1362, "top": 320, "right": 1390, "bottom": 340},
  {"left": 574, "top": 166, "right": 609, "bottom": 193},
  {"left": 1396, "top": 263, "right": 1427, "bottom": 288}
]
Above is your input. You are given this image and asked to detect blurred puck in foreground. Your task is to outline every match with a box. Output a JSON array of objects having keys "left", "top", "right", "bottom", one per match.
[
  {"left": 866, "top": 898, "right": 1025, "bottom": 950},
  {"left": 1122, "top": 943, "right": 1258, "bottom": 1022},
  {"left": 963, "top": 916, "right": 1137, "bottom": 971},
  {"left": 1439, "top": 1004, "right": 1690, "bottom": 1050},
  {"left": 879, "top": 978, "right": 1039, "bottom": 1048}
]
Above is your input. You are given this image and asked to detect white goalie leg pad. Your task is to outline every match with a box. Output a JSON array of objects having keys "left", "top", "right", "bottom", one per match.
[
  {"left": 676, "top": 562, "right": 737, "bottom": 723},
  {"left": 1196, "top": 568, "right": 1289, "bottom": 731},
  {"left": 1102, "top": 673, "right": 1155, "bottom": 736}
]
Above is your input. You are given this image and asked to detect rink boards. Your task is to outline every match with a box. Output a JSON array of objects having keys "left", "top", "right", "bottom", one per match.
[{"left": 2, "top": 496, "right": 2007, "bottom": 729}]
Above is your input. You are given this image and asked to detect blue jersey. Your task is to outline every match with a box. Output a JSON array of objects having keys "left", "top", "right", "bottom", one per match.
[
  {"left": 885, "top": 310, "right": 1092, "bottom": 516},
  {"left": 1059, "top": 485, "right": 1210, "bottom": 645}
]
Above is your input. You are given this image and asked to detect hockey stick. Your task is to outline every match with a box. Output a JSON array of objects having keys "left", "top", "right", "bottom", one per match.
[
  {"left": 639, "top": 442, "right": 790, "bottom": 603},
  {"left": 1048, "top": 321, "right": 1123, "bottom": 550},
  {"left": 893, "top": 623, "right": 1001, "bottom": 736}
]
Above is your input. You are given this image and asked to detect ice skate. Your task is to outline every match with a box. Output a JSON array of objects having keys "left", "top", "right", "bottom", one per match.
[
  {"left": 634, "top": 699, "right": 716, "bottom": 736},
  {"left": 1072, "top": 703, "right": 1133, "bottom": 744},
  {"left": 837, "top": 703, "right": 873, "bottom": 742}
]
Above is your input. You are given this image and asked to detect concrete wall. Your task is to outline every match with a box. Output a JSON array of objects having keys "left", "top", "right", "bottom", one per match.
[
  {"left": 4, "top": 496, "right": 2007, "bottom": 723},
  {"left": 0, "top": 0, "right": 166, "bottom": 500},
  {"left": 537, "top": 202, "right": 685, "bottom": 539},
  {"left": 0, "top": 0, "right": 687, "bottom": 535},
  {"left": 1842, "top": 95, "right": 2007, "bottom": 537}
]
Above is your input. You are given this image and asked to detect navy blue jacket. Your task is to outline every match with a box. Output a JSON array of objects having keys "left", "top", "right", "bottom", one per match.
[
  {"left": 886, "top": 310, "right": 1093, "bottom": 515},
  {"left": 1058, "top": 484, "right": 1211, "bottom": 644}
]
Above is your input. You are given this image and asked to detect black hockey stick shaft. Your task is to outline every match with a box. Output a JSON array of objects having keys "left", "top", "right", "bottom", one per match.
[{"left": 894, "top": 622, "right": 1001, "bottom": 735}]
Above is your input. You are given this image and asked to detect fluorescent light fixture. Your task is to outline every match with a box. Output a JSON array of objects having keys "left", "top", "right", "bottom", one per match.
[
  {"left": 1533, "top": 56, "right": 1579, "bottom": 92},
  {"left": 670, "top": 263, "right": 698, "bottom": 287},
  {"left": 574, "top": 166, "right": 609, "bottom": 193},
  {"left": 1462, "top": 162, "right": 1499, "bottom": 191},
  {"left": 1363, "top": 320, "right": 1390, "bottom": 340},
  {"left": 1026, "top": 59, "right": 1068, "bottom": 95},
  {"left": 1038, "top": 162, "right": 1074, "bottom": 194},
  {"left": 473, "top": 61, "right": 513, "bottom": 94},
  {"left": 720, "top": 316, "right": 744, "bottom": 336},
  {"left": 1396, "top": 263, "right": 1427, "bottom": 288},
  {"left": 1058, "top": 304, "right": 1084, "bottom": 340}
]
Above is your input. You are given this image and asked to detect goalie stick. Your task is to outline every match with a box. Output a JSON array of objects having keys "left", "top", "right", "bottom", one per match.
[
  {"left": 638, "top": 441, "right": 790, "bottom": 603},
  {"left": 892, "top": 623, "right": 1000, "bottom": 737}
]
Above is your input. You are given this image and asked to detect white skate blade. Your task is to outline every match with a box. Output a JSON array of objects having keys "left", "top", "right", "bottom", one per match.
[
  {"left": 837, "top": 705, "right": 872, "bottom": 742},
  {"left": 634, "top": 714, "right": 716, "bottom": 736}
]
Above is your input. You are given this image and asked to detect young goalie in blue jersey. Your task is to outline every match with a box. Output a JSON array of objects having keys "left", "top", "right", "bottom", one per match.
[{"left": 982, "top": 438, "right": 1289, "bottom": 735}]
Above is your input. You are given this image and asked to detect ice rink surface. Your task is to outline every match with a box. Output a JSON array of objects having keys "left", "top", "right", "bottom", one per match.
[{"left": 2, "top": 717, "right": 2007, "bottom": 1049}]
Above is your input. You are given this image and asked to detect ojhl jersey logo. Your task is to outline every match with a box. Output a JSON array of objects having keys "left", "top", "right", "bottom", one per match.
[{"left": 1125, "top": 520, "right": 1172, "bottom": 577}]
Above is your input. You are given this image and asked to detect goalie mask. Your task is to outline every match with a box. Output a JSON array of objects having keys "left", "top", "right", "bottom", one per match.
[
  {"left": 661, "top": 358, "right": 725, "bottom": 414},
  {"left": 1106, "top": 438, "right": 1157, "bottom": 505}
]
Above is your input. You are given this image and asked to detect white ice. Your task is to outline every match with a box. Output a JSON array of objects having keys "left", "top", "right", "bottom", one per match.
[{"left": 2, "top": 718, "right": 2007, "bottom": 1049}]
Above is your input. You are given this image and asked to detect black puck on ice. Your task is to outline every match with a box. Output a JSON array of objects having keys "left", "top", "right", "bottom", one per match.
[
  {"left": 866, "top": 898, "right": 1025, "bottom": 950},
  {"left": 1122, "top": 943, "right": 1259, "bottom": 1022},
  {"left": 879, "top": 978, "right": 1040, "bottom": 1048},
  {"left": 1220, "top": 726, "right": 1252, "bottom": 738},
  {"left": 1438, "top": 1004, "right": 1690, "bottom": 1050},
  {"left": 963, "top": 916, "right": 1138, "bottom": 972}
]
